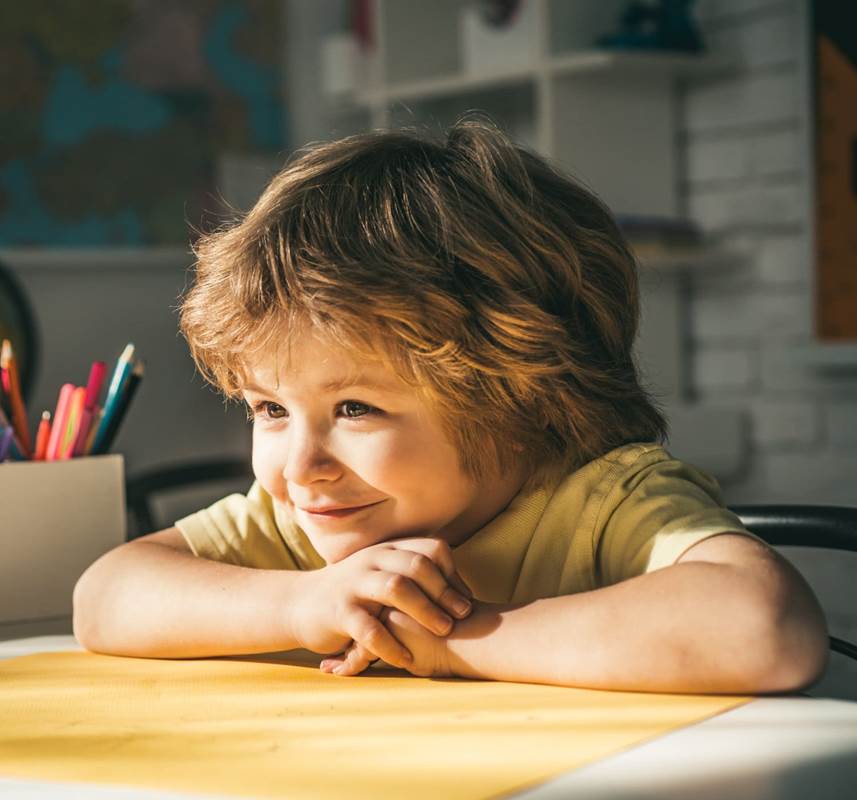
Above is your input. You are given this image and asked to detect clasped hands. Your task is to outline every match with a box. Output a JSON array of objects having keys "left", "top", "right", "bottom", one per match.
[{"left": 291, "top": 537, "right": 474, "bottom": 678}]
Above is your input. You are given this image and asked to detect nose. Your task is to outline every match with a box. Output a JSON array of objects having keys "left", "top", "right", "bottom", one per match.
[{"left": 282, "top": 420, "right": 341, "bottom": 486}]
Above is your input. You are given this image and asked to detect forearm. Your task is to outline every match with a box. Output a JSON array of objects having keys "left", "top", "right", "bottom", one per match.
[
  {"left": 73, "top": 541, "right": 308, "bottom": 659},
  {"left": 445, "top": 561, "right": 828, "bottom": 693}
]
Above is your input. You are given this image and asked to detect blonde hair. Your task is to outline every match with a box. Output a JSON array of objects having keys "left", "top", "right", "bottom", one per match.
[{"left": 180, "top": 116, "right": 667, "bottom": 486}]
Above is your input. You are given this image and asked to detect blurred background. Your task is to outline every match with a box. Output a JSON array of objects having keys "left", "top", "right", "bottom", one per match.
[{"left": 0, "top": 1, "right": 855, "bottom": 693}]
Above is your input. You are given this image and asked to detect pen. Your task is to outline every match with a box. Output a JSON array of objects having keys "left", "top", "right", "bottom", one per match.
[{"left": 0, "top": 339, "right": 31, "bottom": 456}]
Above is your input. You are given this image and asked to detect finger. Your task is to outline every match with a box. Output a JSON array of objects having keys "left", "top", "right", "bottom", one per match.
[
  {"left": 374, "top": 536, "right": 474, "bottom": 600},
  {"left": 374, "top": 550, "right": 472, "bottom": 621},
  {"left": 385, "top": 537, "right": 456, "bottom": 579},
  {"left": 344, "top": 608, "right": 412, "bottom": 668},
  {"left": 321, "top": 642, "right": 376, "bottom": 676},
  {"left": 363, "top": 569, "right": 456, "bottom": 636}
]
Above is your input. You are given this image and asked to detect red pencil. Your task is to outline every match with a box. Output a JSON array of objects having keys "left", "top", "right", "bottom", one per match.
[
  {"left": 33, "top": 411, "right": 51, "bottom": 461},
  {"left": 0, "top": 339, "right": 31, "bottom": 456}
]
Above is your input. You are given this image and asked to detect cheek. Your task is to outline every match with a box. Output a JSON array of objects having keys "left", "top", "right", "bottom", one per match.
[
  {"left": 359, "top": 426, "right": 469, "bottom": 502},
  {"left": 251, "top": 430, "right": 286, "bottom": 498}
]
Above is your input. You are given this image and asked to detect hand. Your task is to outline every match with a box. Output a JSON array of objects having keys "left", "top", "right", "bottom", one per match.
[
  {"left": 320, "top": 606, "right": 454, "bottom": 677},
  {"left": 291, "top": 537, "right": 472, "bottom": 669}
]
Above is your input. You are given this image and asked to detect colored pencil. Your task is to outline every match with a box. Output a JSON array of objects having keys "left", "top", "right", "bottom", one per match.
[
  {"left": 0, "top": 404, "right": 25, "bottom": 459},
  {"left": 97, "top": 359, "right": 144, "bottom": 455},
  {"left": 72, "top": 361, "right": 107, "bottom": 455},
  {"left": 45, "top": 383, "right": 74, "bottom": 461},
  {"left": 0, "top": 339, "right": 31, "bottom": 455},
  {"left": 90, "top": 344, "right": 136, "bottom": 455},
  {"left": 83, "top": 407, "right": 103, "bottom": 455},
  {"left": 0, "top": 425, "right": 13, "bottom": 462},
  {"left": 33, "top": 411, "right": 51, "bottom": 461},
  {"left": 83, "top": 360, "right": 107, "bottom": 409},
  {"left": 59, "top": 386, "right": 86, "bottom": 460}
]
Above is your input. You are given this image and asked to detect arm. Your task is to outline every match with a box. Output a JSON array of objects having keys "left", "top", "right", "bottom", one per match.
[
  {"left": 72, "top": 527, "right": 309, "bottom": 658},
  {"left": 335, "top": 534, "right": 829, "bottom": 694},
  {"left": 73, "top": 529, "right": 472, "bottom": 662}
]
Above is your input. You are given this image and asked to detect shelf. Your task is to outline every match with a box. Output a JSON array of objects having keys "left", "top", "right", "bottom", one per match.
[
  {"left": 796, "top": 343, "right": 857, "bottom": 372},
  {"left": 345, "top": 50, "right": 730, "bottom": 109},
  {"left": 633, "top": 244, "right": 744, "bottom": 274},
  {"left": 0, "top": 248, "right": 191, "bottom": 272},
  {"left": 358, "top": 65, "right": 537, "bottom": 107},
  {"left": 549, "top": 49, "right": 733, "bottom": 79}
]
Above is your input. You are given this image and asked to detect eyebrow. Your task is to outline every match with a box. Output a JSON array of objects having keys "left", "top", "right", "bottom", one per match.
[{"left": 241, "top": 377, "right": 404, "bottom": 395}]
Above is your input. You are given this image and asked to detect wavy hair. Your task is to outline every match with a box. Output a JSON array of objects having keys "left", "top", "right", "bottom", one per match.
[{"left": 179, "top": 116, "right": 668, "bottom": 486}]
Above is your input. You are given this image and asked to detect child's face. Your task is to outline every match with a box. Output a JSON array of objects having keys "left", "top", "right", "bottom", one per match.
[{"left": 240, "top": 327, "right": 525, "bottom": 563}]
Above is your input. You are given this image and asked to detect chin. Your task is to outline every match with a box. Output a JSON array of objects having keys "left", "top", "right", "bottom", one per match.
[{"left": 309, "top": 530, "right": 382, "bottom": 564}]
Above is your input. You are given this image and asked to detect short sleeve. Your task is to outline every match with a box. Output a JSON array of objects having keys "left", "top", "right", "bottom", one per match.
[
  {"left": 594, "top": 453, "right": 761, "bottom": 586},
  {"left": 175, "top": 481, "right": 303, "bottom": 570}
]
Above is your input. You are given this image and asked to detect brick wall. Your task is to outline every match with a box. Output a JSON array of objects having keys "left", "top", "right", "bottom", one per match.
[
  {"left": 684, "top": 0, "right": 856, "bottom": 699},
  {"left": 682, "top": 0, "right": 857, "bottom": 505}
]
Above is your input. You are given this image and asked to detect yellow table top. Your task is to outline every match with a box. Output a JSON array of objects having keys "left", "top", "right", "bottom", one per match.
[{"left": 0, "top": 649, "right": 750, "bottom": 800}]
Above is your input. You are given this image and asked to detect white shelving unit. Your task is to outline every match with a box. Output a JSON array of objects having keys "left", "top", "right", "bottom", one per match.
[{"left": 319, "top": 0, "right": 745, "bottom": 479}]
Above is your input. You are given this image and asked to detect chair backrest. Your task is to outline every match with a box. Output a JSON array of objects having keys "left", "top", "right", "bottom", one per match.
[
  {"left": 126, "top": 458, "right": 253, "bottom": 539},
  {"left": 730, "top": 504, "right": 857, "bottom": 663},
  {"left": 0, "top": 258, "right": 39, "bottom": 401}
]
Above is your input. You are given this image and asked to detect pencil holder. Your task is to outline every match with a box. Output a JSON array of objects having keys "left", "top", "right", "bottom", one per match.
[{"left": 0, "top": 455, "right": 126, "bottom": 632}]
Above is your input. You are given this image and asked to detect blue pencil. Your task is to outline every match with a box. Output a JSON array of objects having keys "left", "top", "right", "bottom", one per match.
[{"left": 90, "top": 344, "right": 136, "bottom": 455}]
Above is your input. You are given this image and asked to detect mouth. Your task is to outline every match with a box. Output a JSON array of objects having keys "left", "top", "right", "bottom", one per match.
[{"left": 300, "top": 500, "right": 385, "bottom": 519}]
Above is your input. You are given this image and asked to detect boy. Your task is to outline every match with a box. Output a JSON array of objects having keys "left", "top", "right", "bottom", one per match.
[{"left": 73, "top": 118, "right": 828, "bottom": 693}]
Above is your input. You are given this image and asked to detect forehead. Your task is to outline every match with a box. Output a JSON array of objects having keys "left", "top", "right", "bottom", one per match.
[{"left": 239, "top": 328, "right": 409, "bottom": 395}]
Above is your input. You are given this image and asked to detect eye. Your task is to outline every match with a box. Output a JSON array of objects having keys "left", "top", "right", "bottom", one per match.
[
  {"left": 249, "top": 401, "right": 287, "bottom": 421},
  {"left": 340, "top": 400, "right": 375, "bottom": 419}
]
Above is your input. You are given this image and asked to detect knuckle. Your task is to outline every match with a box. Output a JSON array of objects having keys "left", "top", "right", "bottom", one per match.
[
  {"left": 361, "top": 623, "right": 385, "bottom": 649},
  {"left": 427, "top": 539, "right": 451, "bottom": 564},
  {"left": 384, "top": 572, "right": 408, "bottom": 596},
  {"left": 408, "top": 553, "right": 430, "bottom": 577}
]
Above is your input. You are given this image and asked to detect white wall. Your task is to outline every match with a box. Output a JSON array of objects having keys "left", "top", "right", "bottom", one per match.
[{"left": 683, "top": 0, "right": 856, "bottom": 698}]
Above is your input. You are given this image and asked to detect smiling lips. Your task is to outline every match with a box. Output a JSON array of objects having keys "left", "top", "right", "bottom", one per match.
[{"left": 301, "top": 500, "right": 384, "bottom": 518}]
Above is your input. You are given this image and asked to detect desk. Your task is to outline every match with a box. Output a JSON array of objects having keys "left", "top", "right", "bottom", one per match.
[{"left": 2, "top": 636, "right": 857, "bottom": 800}]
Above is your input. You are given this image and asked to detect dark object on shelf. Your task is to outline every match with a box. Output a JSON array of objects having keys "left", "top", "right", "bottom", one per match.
[
  {"left": 474, "top": 0, "right": 521, "bottom": 28},
  {"left": 0, "top": 259, "right": 39, "bottom": 403},
  {"left": 126, "top": 458, "right": 253, "bottom": 539},
  {"left": 597, "top": 0, "right": 705, "bottom": 53},
  {"left": 731, "top": 504, "right": 857, "bottom": 663}
]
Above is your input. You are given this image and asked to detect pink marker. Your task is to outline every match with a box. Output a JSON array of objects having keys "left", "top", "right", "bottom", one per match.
[
  {"left": 83, "top": 361, "right": 107, "bottom": 410},
  {"left": 72, "top": 361, "right": 107, "bottom": 456},
  {"left": 45, "top": 383, "right": 74, "bottom": 462}
]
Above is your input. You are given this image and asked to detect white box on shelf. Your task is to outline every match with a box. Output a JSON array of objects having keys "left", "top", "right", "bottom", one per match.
[
  {"left": 320, "top": 31, "right": 366, "bottom": 98},
  {"left": 0, "top": 455, "right": 126, "bottom": 626},
  {"left": 460, "top": 1, "right": 540, "bottom": 75}
]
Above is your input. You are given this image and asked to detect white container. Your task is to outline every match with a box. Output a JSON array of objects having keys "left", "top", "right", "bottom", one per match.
[
  {"left": 460, "top": 1, "right": 541, "bottom": 75},
  {"left": 0, "top": 455, "right": 126, "bottom": 627},
  {"left": 320, "top": 31, "right": 364, "bottom": 98}
]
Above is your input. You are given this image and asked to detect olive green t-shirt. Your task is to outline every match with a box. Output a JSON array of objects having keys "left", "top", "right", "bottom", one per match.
[{"left": 176, "top": 442, "right": 756, "bottom": 604}]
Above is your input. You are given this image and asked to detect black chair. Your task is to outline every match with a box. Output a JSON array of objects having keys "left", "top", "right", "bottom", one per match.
[
  {"left": 730, "top": 505, "right": 857, "bottom": 662},
  {"left": 126, "top": 458, "right": 253, "bottom": 539},
  {"left": 0, "top": 258, "right": 39, "bottom": 401}
]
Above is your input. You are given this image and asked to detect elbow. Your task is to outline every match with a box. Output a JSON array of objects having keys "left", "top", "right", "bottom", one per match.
[
  {"left": 749, "top": 579, "right": 830, "bottom": 694},
  {"left": 72, "top": 567, "right": 102, "bottom": 652}
]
